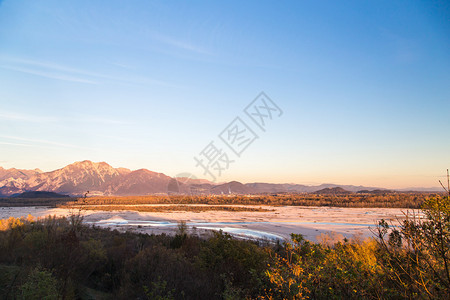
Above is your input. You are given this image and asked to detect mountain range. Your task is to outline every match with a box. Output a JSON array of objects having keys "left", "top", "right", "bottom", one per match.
[{"left": 0, "top": 160, "right": 439, "bottom": 197}]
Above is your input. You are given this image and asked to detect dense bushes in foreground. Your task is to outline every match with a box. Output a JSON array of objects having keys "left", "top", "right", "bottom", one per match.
[
  {"left": 0, "top": 195, "right": 448, "bottom": 299},
  {"left": 0, "top": 215, "right": 270, "bottom": 299}
]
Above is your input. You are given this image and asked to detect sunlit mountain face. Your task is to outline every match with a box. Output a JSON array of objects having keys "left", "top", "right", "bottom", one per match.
[{"left": 0, "top": 160, "right": 417, "bottom": 197}]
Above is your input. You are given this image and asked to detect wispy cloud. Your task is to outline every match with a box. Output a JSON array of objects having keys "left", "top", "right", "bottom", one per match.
[
  {"left": 152, "top": 33, "right": 212, "bottom": 55},
  {"left": 0, "top": 110, "right": 132, "bottom": 126},
  {"left": 78, "top": 115, "right": 133, "bottom": 125},
  {"left": 0, "top": 65, "right": 98, "bottom": 84},
  {"left": 0, "top": 111, "right": 58, "bottom": 122},
  {"left": 0, "top": 141, "right": 40, "bottom": 148},
  {"left": 0, "top": 56, "right": 176, "bottom": 87},
  {"left": 0, "top": 135, "right": 94, "bottom": 151},
  {"left": 109, "top": 61, "right": 137, "bottom": 70},
  {"left": 92, "top": 133, "right": 139, "bottom": 143}
]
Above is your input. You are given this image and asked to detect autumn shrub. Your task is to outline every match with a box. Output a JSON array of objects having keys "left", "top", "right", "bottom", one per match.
[
  {"left": 262, "top": 233, "right": 393, "bottom": 299},
  {"left": 376, "top": 194, "right": 450, "bottom": 298},
  {"left": 0, "top": 196, "right": 448, "bottom": 300},
  {"left": 2, "top": 193, "right": 426, "bottom": 208}
]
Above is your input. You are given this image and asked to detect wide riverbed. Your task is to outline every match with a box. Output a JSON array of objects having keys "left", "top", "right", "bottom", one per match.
[{"left": 0, "top": 205, "right": 417, "bottom": 242}]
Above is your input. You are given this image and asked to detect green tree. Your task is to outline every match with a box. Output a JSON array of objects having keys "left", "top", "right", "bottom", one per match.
[{"left": 19, "top": 268, "right": 59, "bottom": 300}]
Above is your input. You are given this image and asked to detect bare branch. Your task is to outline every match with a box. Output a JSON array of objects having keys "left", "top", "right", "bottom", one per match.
[{"left": 439, "top": 180, "right": 449, "bottom": 194}]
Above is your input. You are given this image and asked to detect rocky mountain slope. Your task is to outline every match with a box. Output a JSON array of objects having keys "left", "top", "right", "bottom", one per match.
[{"left": 0, "top": 160, "right": 389, "bottom": 196}]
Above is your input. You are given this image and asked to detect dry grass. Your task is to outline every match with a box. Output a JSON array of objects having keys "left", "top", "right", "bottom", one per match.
[
  {"left": 57, "top": 204, "right": 273, "bottom": 213},
  {"left": 63, "top": 193, "right": 436, "bottom": 208},
  {"left": 1, "top": 192, "right": 441, "bottom": 208}
]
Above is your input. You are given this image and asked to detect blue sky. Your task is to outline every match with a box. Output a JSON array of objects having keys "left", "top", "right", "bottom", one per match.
[{"left": 0, "top": 0, "right": 449, "bottom": 188}]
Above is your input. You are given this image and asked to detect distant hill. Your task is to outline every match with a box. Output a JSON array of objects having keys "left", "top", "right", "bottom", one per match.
[
  {"left": 103, "top": 169, "right": 175, "bottom": 196},
  {"left": 211, "top": 181, "right": 256, "bottom": 195},
  {"left": 0, "top": 160, "right": 406, "bottom": 196},
  {"left": 243, "top": 183, "right": 384, "bottom": 194},
  {"left": 0, "top": 166, "right": 42, "bottom": 181},
  {"left": 0, "top": 186, "right": 23, "bottom": 197},
  {"left": 11, "top": 191, "right": 70, "bottom": 198},
  {"left": 244, "top": 183, "right": 312, "bottom": 193},
  {"left": 314, "top": 187, "right": 351, "bottom": 195},
  {"left": 397, "top": 187, "right": 443, "bottom": 192}
]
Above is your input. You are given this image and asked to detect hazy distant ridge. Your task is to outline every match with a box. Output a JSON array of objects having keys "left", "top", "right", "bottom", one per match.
[{"left": 0, "top": 161, "right": 441, "bottom": 197}]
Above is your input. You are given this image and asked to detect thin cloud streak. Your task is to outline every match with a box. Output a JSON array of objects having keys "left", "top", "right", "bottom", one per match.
[
  {"left": 0, "top": 141, "right": 87, "bottom": 152},
  {"left": 3, "top": 57, "right": 103, "bottom": 77},
  {"left": 0, "top": 141, "right": 76, "bottom": 152},
  {"left": 152, "top": 32, "right": 212, "bottom": 55},
  {"left": 1, "top": 65, "right": 98, "bottom": 84},
  {"left": 0, "top": 135, "right": 95, "bottom": 151},
  {"left": 0, "top": 111, "right": 58, "bottom": 123},
  {"left": 78, "top": 116, "right": 134, "bottom": 125},
  {"left": 0, "top": 141, "right": 37, "bottom": 148},
  {"left": 0, "top": 110, "right": 132, "bottom": 125},
  {"left": 0, "top": 56, "right": 177, "bottom": 87}
]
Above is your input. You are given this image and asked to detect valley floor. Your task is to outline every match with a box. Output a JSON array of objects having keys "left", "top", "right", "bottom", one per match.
[{"left": 0, "top": 205, "right": 415, "bottom": 241}]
